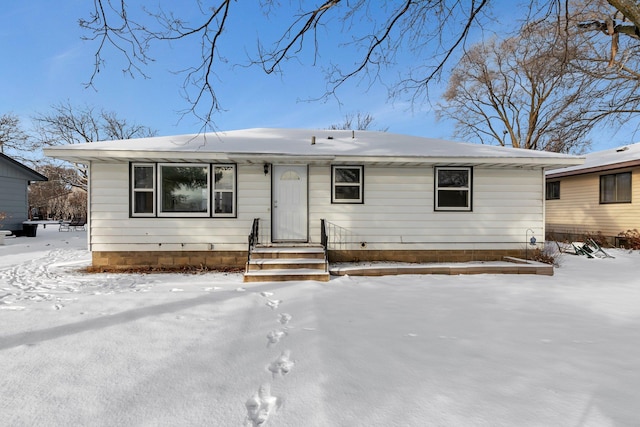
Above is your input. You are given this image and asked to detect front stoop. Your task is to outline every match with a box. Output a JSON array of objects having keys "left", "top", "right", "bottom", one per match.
[{"left": 244, "top": 245, "right": 330, "bottom": 282}]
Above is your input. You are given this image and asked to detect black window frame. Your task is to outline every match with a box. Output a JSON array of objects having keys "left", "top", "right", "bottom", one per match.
[
  {"left": 130, "top": 162, "right": 237, "bottom": 218},
  {"left": 546, "top": 181, "right": 560, "bottom": 200},
  {"left": 331, "top": 165, "right": 364, "bottom": 204},
  {"left": 434, "top": 166, "right": 473, "bottom": 211},
  {"left": 600, "top": 171, "right": 632, "bottom": 204}
]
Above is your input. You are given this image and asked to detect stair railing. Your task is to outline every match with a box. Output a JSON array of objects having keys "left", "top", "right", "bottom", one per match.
[
  {"left": 320, "top": 218, "right": 328, "bottom": 272},
  {"left": 247, "top": 218, "right": 260, "bottom": 272}
]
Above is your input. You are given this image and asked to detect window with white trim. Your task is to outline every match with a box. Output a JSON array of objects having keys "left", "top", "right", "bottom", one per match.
[
  {"left": 130, "top": 163, "right": 236, "bottom": 217},
  {"left": 213, "top": 165, "right": 236, "bottom": 216},
  {"left": 435, "top": 167, "right": 472, "bottom": 211},
  {"left": 332, "top": 165, "right": 363, "bottom": 203},
  {"left": 131, "top": 163, "right": 155, "bottom": 216}
]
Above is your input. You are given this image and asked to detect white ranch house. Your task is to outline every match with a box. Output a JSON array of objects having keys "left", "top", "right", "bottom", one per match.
[{"left": 44, "top": 128, "right": 582, "bottom": 280}]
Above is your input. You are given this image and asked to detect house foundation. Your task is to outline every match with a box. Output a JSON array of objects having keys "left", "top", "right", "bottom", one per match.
[
  {"left": 91, "top": 248, "right": 529, "bottom": 271},
  {"left": 91, "top": 251, "right": 248, "bottom": 271}
]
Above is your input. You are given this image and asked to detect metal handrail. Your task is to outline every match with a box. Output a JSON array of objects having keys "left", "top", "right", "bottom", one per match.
[
  {"left": 247, "top": 218, "right": 260, "bottom": 271},
  {"left": 320, "top": 218, "right": 328, "bottom": 272}
]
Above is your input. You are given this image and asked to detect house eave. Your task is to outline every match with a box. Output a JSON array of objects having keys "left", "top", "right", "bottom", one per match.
[
  {"left": 546, "top": 158, "right": 640, "bottom": 179},
  {"left": 44, "top": 149, "right": 584, "bottom": 169}
]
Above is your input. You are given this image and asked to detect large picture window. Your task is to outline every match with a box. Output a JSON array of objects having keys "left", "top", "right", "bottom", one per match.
[
  {"left": 332, "top": 165, "right": 364, "bottom": 203},
  {"left": 600, "top": 172, "right": 631, "bottom": 204},
  {"left": 435, "top": 167, "right": 472, "bottom": 211},
  {"left": 160, "top": 164, "right": 209, "bottom": 216},
  {"left": 130, "top": 163, "right": 236, "bottom": 217}
]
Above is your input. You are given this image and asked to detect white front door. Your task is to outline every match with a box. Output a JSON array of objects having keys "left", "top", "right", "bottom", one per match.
[{"left": 272, "top": 165, "right": 308, "bottom": 242}]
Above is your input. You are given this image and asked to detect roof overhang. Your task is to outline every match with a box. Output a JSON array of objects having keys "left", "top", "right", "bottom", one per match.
[
  {"left": 43, "top": 148, "right": 584, "bottom": 170},
  {"left": 546, "top": 159, "right": 640, "bottom": 179}
]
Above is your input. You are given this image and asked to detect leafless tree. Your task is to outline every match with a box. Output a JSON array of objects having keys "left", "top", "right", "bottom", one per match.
[
  {"left": 79, "top": 0, "right": 493, "bottom": 129},
  {"left": 33, "top": 102, "right": 156, "bottom": 190},
  {"left": 0, "top": 113, "right": 37, "bottom": 164},
  {"left": 78, "top": 1, "right": 640, "bottom": 133},
  {"left": 28, "top": 164, "right": 82, "bottom": 220},
  {"left": 327, "top": 112, "right": 388, "bottom": 131},
  {"left": 438, "top": 16, "right": 605, "bottom": 153},
  {"left": 571, "top": 1, "right": 640, "bottom": 131}
]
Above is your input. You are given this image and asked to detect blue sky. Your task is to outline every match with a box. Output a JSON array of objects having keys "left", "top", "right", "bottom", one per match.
[{"left": 0, "top": 1, "right": 637, "bottom": 152}]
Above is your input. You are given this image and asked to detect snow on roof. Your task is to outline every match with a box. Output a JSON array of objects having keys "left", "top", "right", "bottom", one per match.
[
  {"left": 44, "top": 127, "right": 583, "bottom": 167},
  {"left": 547, "top": 142, "right": 640, "bottom": 177}
]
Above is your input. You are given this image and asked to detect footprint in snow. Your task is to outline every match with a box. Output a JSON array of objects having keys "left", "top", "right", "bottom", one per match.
[
  {"left": 265, "top": 299, "right": 282, "bottom": 310},
  {"left": 170, "top": 288, "right": 184, "bottom": 292},
  {"left": 245, "top": 383, "right": 280, "bottom": 427},
  {"left": 236, "top": 287, "right": 247, "bottom": 292},
  {"left": 266, "top": 330, "right": 287, "bottom": 347},
  {"left": 278, "top": 313, "right": 292, "bottom": 326},
  {"left": 267, "top": 350, "right": 294, "bottom": 378},
  {"left": 260, "top": 291, "right": 274, "bottom": 297}
]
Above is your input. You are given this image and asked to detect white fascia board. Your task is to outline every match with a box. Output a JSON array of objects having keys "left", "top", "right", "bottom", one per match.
[
  {"left": 44, "top": 149, "right": 231, "bottom": 163},
  {"left": 331, "top": 155, "right": 585, "bottom": 168}
]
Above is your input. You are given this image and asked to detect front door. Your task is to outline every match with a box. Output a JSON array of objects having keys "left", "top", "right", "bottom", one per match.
[{"left": 272, "top": 165, "right": 308, "bottom": 242}]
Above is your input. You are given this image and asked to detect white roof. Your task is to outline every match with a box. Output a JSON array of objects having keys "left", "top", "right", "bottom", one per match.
[
  {"left": 44, "top": 127, "right": 583, "bottom": 168},
  {"left": 547, "top": 142, "right": 640, "bottom": 177}
]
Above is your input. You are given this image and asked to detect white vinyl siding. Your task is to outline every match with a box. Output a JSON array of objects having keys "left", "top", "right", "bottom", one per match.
[
  {"left": 310, "top": 165, "right": 544, "bottom": 250},
  {"left": 90, "top": 162, "right": 545, "bottom": 253},
  {"left": 90, "top": 163, "right": 268, "bottom": 252}
]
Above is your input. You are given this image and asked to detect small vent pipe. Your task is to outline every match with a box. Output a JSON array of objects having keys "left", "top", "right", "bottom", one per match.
[{"left": 311, "top": 135, "right": 316, "bottom": 145}]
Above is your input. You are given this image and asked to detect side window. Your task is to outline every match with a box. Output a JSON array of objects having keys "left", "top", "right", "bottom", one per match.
[
  {"left": 600, "top": 172, "right": 631, "bottom": 203},
  {"left": 131, "top": 163, "right": 155, "bottom": 216},
  {"left": 546, "top": 181, "right": 560, "bottom": 200},
  {"left": 332, "top": 166, "right": 364, "bottom": 203},
  {"left": 213, "top": 165, "right": 236, "bottom": 217},
  {"left": 435, "top": 167, "right": 472, "bottom": 211}
]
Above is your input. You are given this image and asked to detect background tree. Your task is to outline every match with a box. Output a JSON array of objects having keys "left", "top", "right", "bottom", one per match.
[
  {"left": 440, "top": 1, "right": 640, "bottom": 152},
  {"left": 327, "top": 112, "right": 388, "bottom": 131},
  {"left": 0, "top": 113, "right": 37, "bottom": 164},
  {"left": 28, "top": 165, "right": 81, "bottom": 220},
  {"left": 33, "top": 101, "right": 156, "bottom": 190},
  {"left": 438, "top": 17, "right": 601, "bottom": 153},
  {"left": 572, "top": 0, "right": 640, "bottom": 130},
  {"left": 77, "top": 1, "right": 640, "bottom": 131}
]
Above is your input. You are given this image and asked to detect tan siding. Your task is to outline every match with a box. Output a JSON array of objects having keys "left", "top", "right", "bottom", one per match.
[{"left": 546, "top": 167, "right": 640, "bottom": 238}]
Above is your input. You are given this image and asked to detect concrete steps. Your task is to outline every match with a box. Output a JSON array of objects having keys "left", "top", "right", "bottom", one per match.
[{"left": 244, "top": 245, "right": 329, "bottom": 282}]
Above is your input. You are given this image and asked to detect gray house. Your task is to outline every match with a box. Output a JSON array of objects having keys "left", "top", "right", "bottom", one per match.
[{"left": 0, "top": 153, "right": 47, "bottom": 232}]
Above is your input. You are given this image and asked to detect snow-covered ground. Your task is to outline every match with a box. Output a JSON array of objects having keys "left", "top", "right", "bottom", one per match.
[{"left": 1, "top": 226, "right": 639, "bottom": 426}]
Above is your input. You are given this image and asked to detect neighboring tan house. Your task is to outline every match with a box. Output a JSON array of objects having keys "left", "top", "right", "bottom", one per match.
[
  {"left": 546, "top": 142, "right": 640, "bottom": 245},
  {"left": 0, "top": 153, "right": 48, "bottom": 233},
  {"left": 44, "top": 128, "right": 582, "bottom": 279}
]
